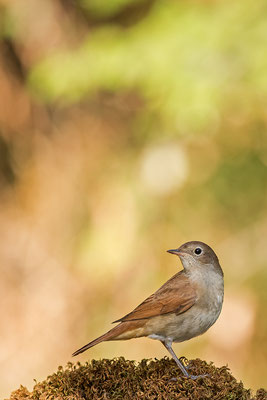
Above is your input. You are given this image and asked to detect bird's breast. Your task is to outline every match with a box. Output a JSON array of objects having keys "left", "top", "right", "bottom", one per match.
[{"left": 147, "top": 268, "right": 224, "bottom": 343}]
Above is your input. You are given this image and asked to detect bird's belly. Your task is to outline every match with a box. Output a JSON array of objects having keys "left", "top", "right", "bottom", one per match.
[{"left": 147, "top": 301, "right": 222, "bottom": 343}]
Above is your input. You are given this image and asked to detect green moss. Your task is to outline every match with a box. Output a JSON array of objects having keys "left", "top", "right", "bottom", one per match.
[{"left": 8, "top": 358, "right": 266, "bottom": 400}]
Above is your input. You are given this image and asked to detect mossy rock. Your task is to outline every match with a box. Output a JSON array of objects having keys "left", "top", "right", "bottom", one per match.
[{"left": 8, "top": 357, "right": 267, "bottom": 400}]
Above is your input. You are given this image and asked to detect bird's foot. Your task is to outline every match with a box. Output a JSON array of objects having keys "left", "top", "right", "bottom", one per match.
[
  {"left": 187, "top": 373, "right": 209, "bottom": 380},
  {"left": 168, "top": 373, "right": 209, "bottom": 382},
  {"left": 178, "top": 357, "right": 208, "bottom": 379}
]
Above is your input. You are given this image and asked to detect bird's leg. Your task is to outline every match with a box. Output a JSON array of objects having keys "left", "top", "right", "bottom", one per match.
[
  {"left": 161, "top": 341, "right": 208, "bottom": 380},
  {"left": 161, "top": 340, "right": 189, "bottom": 377}
]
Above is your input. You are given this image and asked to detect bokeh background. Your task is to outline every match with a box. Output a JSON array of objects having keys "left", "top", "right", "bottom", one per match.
[{"left": 1, "top": 0, "right": 267, "bottom": 397}]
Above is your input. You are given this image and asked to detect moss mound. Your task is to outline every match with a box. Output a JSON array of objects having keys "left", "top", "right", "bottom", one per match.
[{"left": 9, "top": 357, "right": 267, "bottom": 400}]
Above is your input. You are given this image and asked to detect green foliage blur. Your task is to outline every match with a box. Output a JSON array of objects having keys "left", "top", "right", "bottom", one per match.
[{"left": 0, "top": 0, "right": 266, "bottom": 398}]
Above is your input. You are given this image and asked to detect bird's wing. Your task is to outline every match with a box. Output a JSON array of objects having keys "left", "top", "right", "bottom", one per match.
[{"left": 113, "top": 271, "right": 197, "bottom": 323}]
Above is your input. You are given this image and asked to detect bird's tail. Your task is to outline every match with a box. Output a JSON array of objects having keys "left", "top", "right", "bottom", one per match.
[
  {"left": 72, "top": 322, "right": 131, "bottom": 357},
  {"left": 72, "top": 332, "right": 108, "bottom": 356}
]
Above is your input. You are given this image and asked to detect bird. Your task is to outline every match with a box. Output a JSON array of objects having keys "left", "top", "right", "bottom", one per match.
[{"left": 72, "top": 241, "right": 224, "bottom": 379}]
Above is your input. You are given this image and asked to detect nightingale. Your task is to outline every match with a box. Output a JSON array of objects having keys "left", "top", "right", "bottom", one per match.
[{"left": 73, "top": 241, "right": 224, "bottom": 379}]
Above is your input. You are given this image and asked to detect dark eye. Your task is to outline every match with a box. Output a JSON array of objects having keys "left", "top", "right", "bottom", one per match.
[{"left": 194, "top": 247, "right": 202, "bottom": 255}]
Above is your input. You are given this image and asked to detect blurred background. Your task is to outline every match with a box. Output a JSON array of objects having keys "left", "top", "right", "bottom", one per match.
[{"left": 1, "top": 0, "right": 267, "bottom": 397}]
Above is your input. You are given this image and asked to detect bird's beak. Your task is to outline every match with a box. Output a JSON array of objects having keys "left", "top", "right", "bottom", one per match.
[{"left": 167, "top": 248, "right": 184, "bottom": 256}]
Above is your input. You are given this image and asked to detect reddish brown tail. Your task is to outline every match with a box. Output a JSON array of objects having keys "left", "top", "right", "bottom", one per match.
[
  {"left": 72, "top": 323, "right": 128, "bottom": 357},
  {"left": 72, "top": 333, "right": 107, "bottom": 356}
]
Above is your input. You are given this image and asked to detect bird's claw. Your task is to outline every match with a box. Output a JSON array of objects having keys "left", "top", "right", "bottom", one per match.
[
  {"left": 187, "top": 373, "right": 209, "bottom": 380},
  {"left": 168, "top": 373, "right": 209, "bottom": 382}
]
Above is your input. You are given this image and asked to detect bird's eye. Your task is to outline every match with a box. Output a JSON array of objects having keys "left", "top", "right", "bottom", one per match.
[{"left": 194, "top": 247, "right": 202, "bottom": 255}]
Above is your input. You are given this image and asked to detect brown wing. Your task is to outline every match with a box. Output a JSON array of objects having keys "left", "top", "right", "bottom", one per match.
[{"left": 113, "top": 271, "right": 196, "bottom": 323}]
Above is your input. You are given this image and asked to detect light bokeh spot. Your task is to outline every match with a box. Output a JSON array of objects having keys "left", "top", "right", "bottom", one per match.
[{"left": 140, "top": 144, "right": 188, "bottom": 195}]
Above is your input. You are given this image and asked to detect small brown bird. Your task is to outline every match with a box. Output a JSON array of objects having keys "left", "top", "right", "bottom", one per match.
[{"left": 73, "top": 241, "right": 224, "bottom": 379}]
